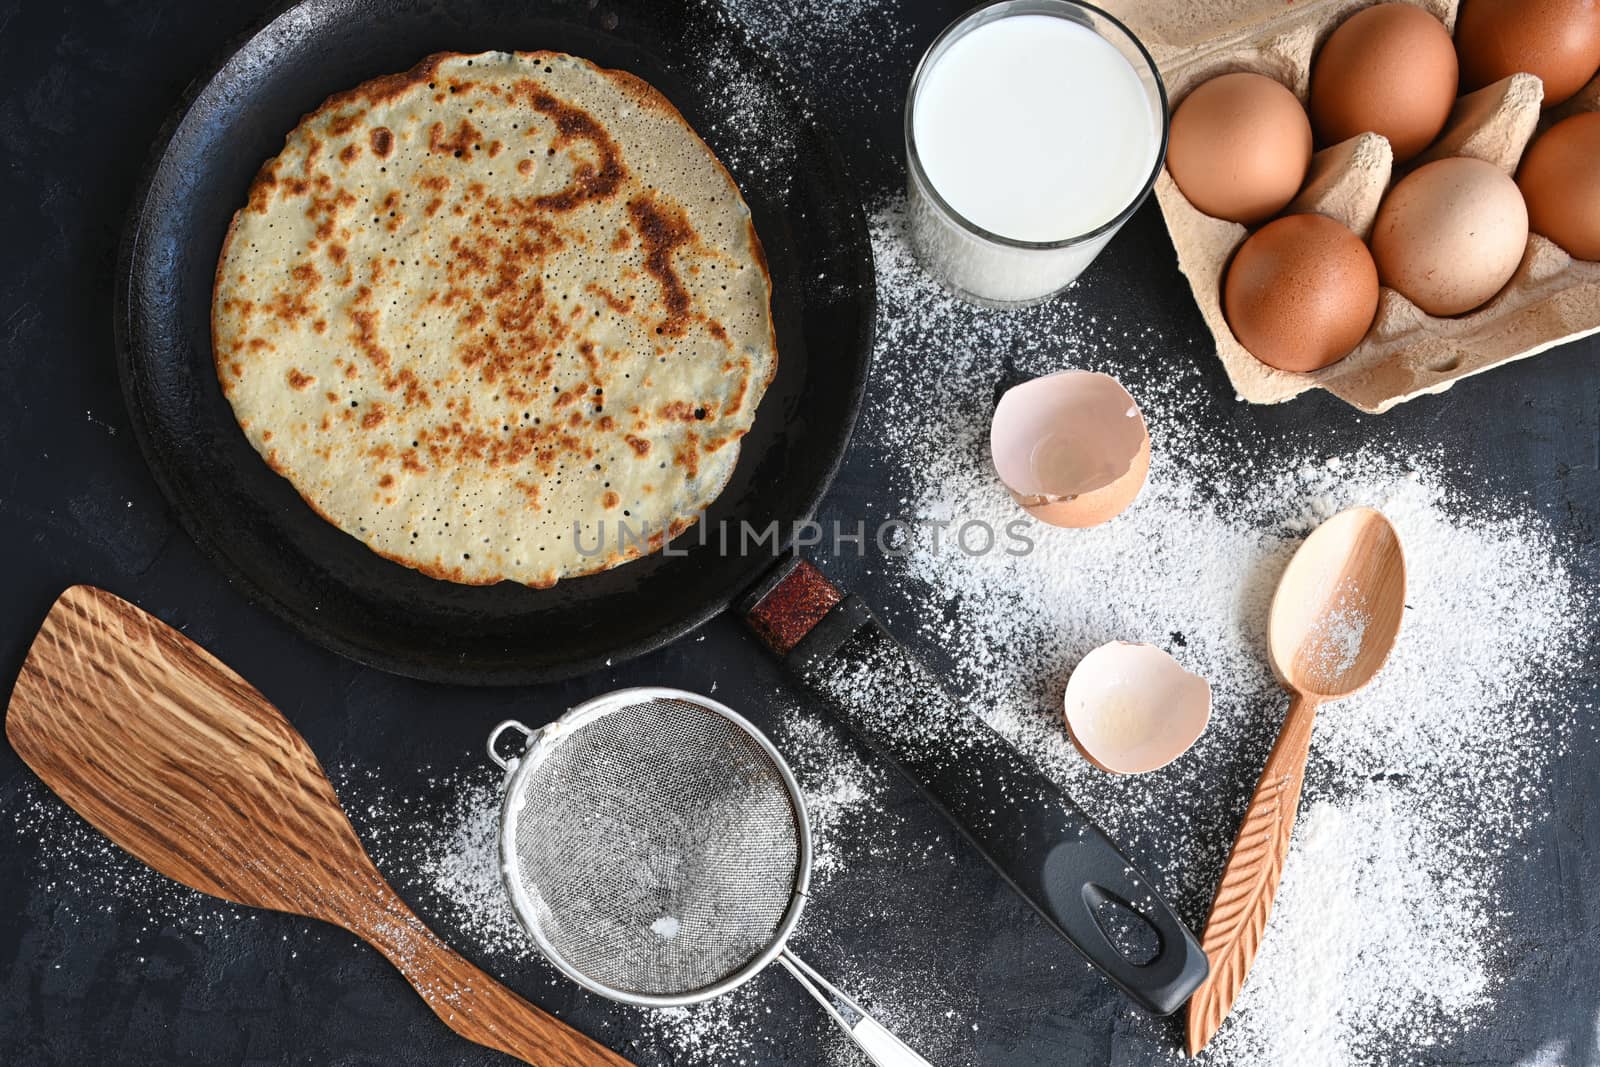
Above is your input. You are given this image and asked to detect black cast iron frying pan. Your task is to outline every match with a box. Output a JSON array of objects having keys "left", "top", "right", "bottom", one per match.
[
  {"left": 114, "top": 0, "right": 1207, "bottom": 1018},
  {"left": 116, "top": 0, "right": 875, "bottom": 686}
]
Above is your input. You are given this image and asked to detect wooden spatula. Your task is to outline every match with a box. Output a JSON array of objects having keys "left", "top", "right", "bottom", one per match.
[{"left": 5, "top": 585, "right": 632, "bottom": 1067}]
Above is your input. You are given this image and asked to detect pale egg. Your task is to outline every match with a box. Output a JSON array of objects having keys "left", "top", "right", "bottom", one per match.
[
  {"left": 1064, "top": 642, "right": 1212, "bottom": 775},
  {"left": 1371, "top": 156, "right": 1530, "bottom": 316},
  {"left": 989, "top": 371, "right": 1150, "bottom": 529}
]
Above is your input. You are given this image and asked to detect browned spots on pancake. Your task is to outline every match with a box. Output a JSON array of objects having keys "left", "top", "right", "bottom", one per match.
[
  {"left": 674, "top": 432, "right": 701, "bottom": 478},
  {"left": 706, "top": 319, "right": 728, "bottom": 344},
  {"left": 378, "top": 473, "right": 395, "bottom": 488},
  {"left": 611, "top": 228, "right": 633, "bottom": 251},
  {"left": 349, "top": 300, "right": 391, "bottom": 370},
  {"left": 328, "top": 244, "right": 347, "bottom": 266},
  {"left": 328, "top": 112, "right": 361, "bottom": 137},
  {"left": 421, "top": 174, "right": 450, "bottom": 192},
  {"left": 723, "top": 373, "right": 749, "bottom": 416},
  {"left": 287, "top": 368, "right": 316, "bottom": 390},
  {"left": 305, "top": 186, "right": 357, "bottom": 241},
  {"left": 383, "top": 366, "right": 432, "bottom": 408},
  {"left": 265, "top": 288, "right": 313, "bottom": 326},
  {"left": 627, "top": 193, "right": 695, "bottom": 336},
  {"left": 246, "top": 160, "right": 280, "bottom": 214},
  {"left": 660, "top": 400, "right": 710, "bottom": 422},
  {"left": 321, "top": 53, "right": 448, "bottom": 113},
  {"left": 425, "top": 197, "right": 445, "bottom": 216},
  {"left": 360, "top": 403, "right": 387, "bottom": 430},
  {"left": 302, "top": 136, "right": 324, "bottom": 176},
  {"left": 488, "top": 140, "right": 504, "bottom": 157},
  {"left": 429, "top": 118, "right": 483, "bottom": 158},
  {"left": 228, "top": 361, "right": 243, "bottom": 377},
  {"left": 339, "top": 143, "right": 361, "bottom": 165},
  {"left": 246, "top": 337, "right": 272, "bottom": 353},
  {"left": 512, "top": 82, "right": 627, "bottom": 212},
  {"left": 516, "top": 158, "right": 535, "bottom": 176},
  {"left": 312, "top": 318, "right": 328, "bottom": 335},
  {"left": 602, "top": 491, "right": 620, "bottom": 509},
  {"left": 625, "top": 434, "right": 651, "bottom": 457},
  {"left": 370, "top": 126, "right": 394, "bottom": 158},
  {"left": 514, "top": 480, "right": 543, "bottom": 511},
  {"left": 401, "top": 449, "right": 428, "bottom": 474},
  {"left": 585, "top": 282, "right": 633, "bottom": 315}
]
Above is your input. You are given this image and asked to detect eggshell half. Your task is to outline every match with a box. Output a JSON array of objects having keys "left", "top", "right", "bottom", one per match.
[
  {"left": 990, "top": 372, "right": 1150, "bottom": 529},
  {"left": 1064, "top": 642, "right": 1212, "bottom": 775}
]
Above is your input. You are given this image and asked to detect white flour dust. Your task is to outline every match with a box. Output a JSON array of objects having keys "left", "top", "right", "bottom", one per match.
[{"left": 826, "top": 197, "right": 1592, "bottom": 1066}]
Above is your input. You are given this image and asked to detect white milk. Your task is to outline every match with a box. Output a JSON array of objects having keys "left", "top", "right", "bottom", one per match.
[{"left": 906, "top": 5, "right": 1164, "bottom": 306}]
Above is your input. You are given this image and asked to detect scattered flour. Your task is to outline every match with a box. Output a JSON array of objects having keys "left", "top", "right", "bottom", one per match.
[
  {"left": 5, "top": 194, "right": 1590, "bottom": 1067},
  {"left": 5, "top": 15, "right": 1595, "bottom": 1056},
  {"left": 829, "top": 197, "right": 1593, "bottom": 1066}
]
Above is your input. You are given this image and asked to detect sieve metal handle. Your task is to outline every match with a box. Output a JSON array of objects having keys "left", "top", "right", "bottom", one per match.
[
  {"left": 777, "top": 951, "right": 934, "bottom": 1067},
  {"left": 487, "top": 720, "right": 538, "bottom": 771}
]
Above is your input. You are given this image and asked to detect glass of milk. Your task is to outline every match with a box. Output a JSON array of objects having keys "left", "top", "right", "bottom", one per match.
[{"left": 905, "top": 0, "right": 1168, "bottom": 307}]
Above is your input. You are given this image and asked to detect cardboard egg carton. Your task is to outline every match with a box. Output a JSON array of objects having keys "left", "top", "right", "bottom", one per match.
[{"left": 1098, "top": 0, "right": 1600, "bottom": 412}]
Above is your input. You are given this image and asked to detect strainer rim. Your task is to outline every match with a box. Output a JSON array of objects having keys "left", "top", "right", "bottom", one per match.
[{"left": 495, "top": 686, "right": 813, "bottom": 1007}]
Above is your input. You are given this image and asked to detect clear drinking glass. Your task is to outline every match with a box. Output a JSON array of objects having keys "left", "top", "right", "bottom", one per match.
[{"left": 904, "top": 0, "right": 1169, "bottom": 308}]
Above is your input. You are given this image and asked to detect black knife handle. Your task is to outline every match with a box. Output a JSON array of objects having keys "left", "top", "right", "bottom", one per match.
[{"left": 743, "top": 563, "right": 1207, "bottom": 1015}]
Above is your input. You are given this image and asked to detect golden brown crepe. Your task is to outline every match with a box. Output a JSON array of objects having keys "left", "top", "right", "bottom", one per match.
[{"left": 213, "top": 51, "right": 776, "bottom": 586}]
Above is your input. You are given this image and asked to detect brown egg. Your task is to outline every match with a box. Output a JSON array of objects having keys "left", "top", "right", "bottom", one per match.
[
  {"left": 1224, "top": 214, "right": 1380, "bottom": 372},
  {"left": 1519, "top": 112, "right": 1600, "bottom": 260},
  {"left": 1167, "top": 72, "right": 1314, "bottom": 224},
  {"left": 1456, "top": 0, "right": 1600, "bottom": 108},
  {"left": 1371, "top": 157, "right": 1529, "bottom": 316},
  {"left": 1310, "top": 3, "right": 1459, "bottom": 162}
]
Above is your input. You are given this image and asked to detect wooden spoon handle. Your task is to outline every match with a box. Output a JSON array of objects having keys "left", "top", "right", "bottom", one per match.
[
  {"left": 1186, "top": 692, "right": 1320, "bottom": 1056},
  {"left": 348, "top": 875, "right": 632, "bottom": 1067}
]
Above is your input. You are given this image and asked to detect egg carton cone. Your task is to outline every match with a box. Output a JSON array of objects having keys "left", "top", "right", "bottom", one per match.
[{"left": 1099, "top": 0, "right": 1600, "bottom": 413}]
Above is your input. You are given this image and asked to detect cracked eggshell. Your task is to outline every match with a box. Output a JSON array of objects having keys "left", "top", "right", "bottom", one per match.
[
  {"left": 1064, "top": 642, "right": 1212, "bottom": 775},
  {"left": 989, "top": 371, "right": 1150, "bottom": 529}
]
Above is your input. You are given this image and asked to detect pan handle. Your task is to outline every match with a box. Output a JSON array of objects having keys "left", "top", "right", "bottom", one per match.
[{"left": 740, "top": 560, "right": 1208, "bottom": 1015}]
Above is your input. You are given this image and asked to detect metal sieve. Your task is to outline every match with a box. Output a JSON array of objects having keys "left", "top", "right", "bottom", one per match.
[{"left": 487, "top": 687, "right": 932, "bottom": 1066}]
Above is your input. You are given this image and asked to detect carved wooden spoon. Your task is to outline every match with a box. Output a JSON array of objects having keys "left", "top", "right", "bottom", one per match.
[
  {"left": 5, "top": 585, "right": 632, "bottom": 1067},
  {"left": 1186, "top": 508, "right": 1405, "bottom": 1055}
]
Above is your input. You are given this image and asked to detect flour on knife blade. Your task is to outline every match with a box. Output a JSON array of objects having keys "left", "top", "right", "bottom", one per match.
[{"left": 213, "top": 51, "right": 776, "bottom": 586}]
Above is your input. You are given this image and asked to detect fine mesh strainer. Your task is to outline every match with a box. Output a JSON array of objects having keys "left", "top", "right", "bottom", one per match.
[{"left": 486, "top": 687, "right": 932, "bottom": 1067}]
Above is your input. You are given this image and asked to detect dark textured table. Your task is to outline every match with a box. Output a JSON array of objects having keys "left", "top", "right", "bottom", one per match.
[{"left": 2, "top": 2, "right": 1597, "bottom": 1065}]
